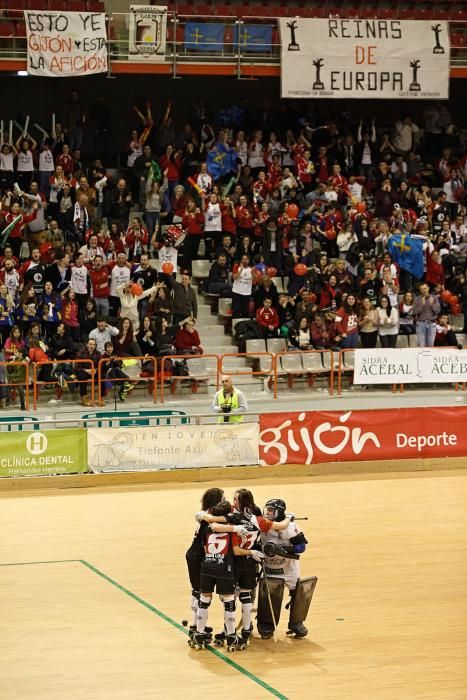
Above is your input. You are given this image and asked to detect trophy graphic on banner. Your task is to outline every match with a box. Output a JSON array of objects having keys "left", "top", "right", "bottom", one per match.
[
  {"left": 312, "top": 58, "right": 325, "bottom": 90},
  {"left": 431, "top": 24, "right": 445, "bottom": 54},
  {"left": 409, "top": 59, "right": 421, "bottom": 91},
  {"left": 287, "top": 20, "right": 300, "bottom": 51}
]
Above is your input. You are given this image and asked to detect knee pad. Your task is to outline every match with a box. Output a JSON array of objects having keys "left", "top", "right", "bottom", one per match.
[
  {"left": 198, "top": 594, "right": 211, "bottom": 610},
  {"left": 191, "top": 588, "right": 200, "bottom": 599},
  {"left": 222, "top": 595, "right": 236, "bottom": 613},
  {"left": 239, "top": 591, "right": 252, "bottom": 605}
]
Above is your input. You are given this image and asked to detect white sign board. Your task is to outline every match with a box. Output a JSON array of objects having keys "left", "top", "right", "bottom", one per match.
[
  {"left": 129, "top": 5, "right": 167, "bottom": 62},
  {"left": 353, "top": 348, "right": 467, "bottom": 385},
  {"left": 88, "top": 423, "right": 259, "bottom": 472},
  {"left": 279, "top": 18, "right": 450, "bottom": 99},
  {"left": 24, "top": 11, "right": 107, "bottom": 77}
]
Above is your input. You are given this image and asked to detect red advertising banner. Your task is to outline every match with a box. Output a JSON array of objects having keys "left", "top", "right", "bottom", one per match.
[{"left": 259, "top": 407, "right": 467, "bottom": 466}]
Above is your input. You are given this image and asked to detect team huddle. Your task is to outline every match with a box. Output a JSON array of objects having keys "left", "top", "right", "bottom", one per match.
[{"left": 185, "top": 487, "right": 317, "bottom": 652}]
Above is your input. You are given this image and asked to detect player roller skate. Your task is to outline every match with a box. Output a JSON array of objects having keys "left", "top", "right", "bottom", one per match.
[{"left": 257, "top": 498, "right": 317, "bottom": 639}]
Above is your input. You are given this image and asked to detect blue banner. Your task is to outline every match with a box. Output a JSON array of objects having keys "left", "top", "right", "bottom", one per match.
[
  {"left": 184, "top": 22, "right": 224, "bottom": 51},
  {"left": 234, "top": 24, "right": 272, "bottom": 52},
  {"left": 206, "top": 143, "right": 238, "bottom": 179},
  {"left": 388, "top": 233, "right": 424, "bottom": 279}
]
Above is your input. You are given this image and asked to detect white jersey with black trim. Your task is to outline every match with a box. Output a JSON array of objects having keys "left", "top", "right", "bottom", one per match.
[{"left": 260, "top": 521, "right": 303, "bottom": 589}]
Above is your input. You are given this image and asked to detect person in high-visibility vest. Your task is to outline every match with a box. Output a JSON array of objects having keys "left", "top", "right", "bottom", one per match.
[{"left": 212, "top": 375, "right": 248, "bottom": 423}]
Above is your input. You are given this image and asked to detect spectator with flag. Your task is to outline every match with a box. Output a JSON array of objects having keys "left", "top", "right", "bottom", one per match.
[
  {"left": 388, "top": 232, "right": 424, "bottom": 286},
  {"left": 206, "top": 142, "right": 238, "bottom": 182}
]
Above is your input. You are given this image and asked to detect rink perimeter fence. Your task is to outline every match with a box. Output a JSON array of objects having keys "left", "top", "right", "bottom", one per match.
[{"left": 1, "top": 404, "right": 467, "bottom": 478}]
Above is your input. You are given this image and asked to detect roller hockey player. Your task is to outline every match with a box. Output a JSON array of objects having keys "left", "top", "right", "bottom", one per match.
[
  {"left": 193, "top": 500, "right": 247, "bottom": 652},
  {"left": 257, "top": 498, "right": 317, "bottom": 639},
  {"left": 185, "top": 487, "right": 224, "bottom": 644}
]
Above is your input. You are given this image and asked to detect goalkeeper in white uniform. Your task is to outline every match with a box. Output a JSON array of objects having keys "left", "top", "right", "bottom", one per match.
[{"left": 258, "top": 498, "right": 316, "bottom": 639}]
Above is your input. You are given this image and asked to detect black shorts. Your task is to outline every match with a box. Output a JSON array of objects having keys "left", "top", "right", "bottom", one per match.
[
  {"left": 200, "top": 573, "right": 235, "bottom": 596},
  {"left": 186, "top": 557, "right": 202, "bottom": 590},
  {"left": 236, "top": 567, "right": 257, "bottom": 591}
]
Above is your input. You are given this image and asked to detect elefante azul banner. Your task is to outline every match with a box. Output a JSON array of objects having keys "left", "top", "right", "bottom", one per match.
[
  {"left": 24, "top": 11, "right": 107, "bottom": 77},
  {"left": 128, "top": 5, "right": 167, "bottom": 62},
  {"left": 279, "top": 18, "right": 450, "bottom": 99},
  {"left": 87, "top": 424, "right": 259, "bottom": 472}
]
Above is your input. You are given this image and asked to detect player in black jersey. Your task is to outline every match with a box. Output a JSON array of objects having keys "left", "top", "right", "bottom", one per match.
[
  {"left": 185, "top": 487, "right": 224, "bottom": 641},
  {"left": 193, "top": 500, "right": 248, "bottom": 651}
]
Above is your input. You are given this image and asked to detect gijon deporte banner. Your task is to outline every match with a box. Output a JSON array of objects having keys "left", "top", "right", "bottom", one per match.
[{"left": 279, "top": 18, "right": 450, "bottom": 99}]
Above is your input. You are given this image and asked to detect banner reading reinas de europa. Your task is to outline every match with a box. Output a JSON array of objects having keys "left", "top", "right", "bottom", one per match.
[
  {"left": 259, "top": 407, "right": 467, "bottom": 466},
  {"left": 24, "top": 11, "right": 107, "bottom": 77},
  {"left": 279, "top": 18, "right": 450, "bottom": 99}
]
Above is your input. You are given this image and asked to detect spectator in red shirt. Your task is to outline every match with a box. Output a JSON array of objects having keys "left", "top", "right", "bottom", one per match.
[
  {"left": 256, "top": 297, "right": 279, "bottom": 339},
  {"left": 89, "top": 255, "right": 110, "bottom": 317},
  {"left": 56, "top": 144, "right": 75, "bottom": 177},
  {"left": 159, "top": 144, "right": 182, "bottom": 196},
  {"left": 221, "top": 196, "right": 237, "bottom": 237},
  {"left": 182, "top": 199, "right": 205, "bottom": 272},
  {"left": 174, "top": 318, "right": 204, "bottom": 354}
]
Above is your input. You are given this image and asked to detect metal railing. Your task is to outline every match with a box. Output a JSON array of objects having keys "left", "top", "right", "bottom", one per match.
[{"left": 0, "top": 11, "right": 466, "bottom": 71}]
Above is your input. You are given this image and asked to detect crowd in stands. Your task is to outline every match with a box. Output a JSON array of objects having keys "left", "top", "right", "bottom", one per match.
[{"left": 0, "top": 92, "right": 466, "bottom": 408}]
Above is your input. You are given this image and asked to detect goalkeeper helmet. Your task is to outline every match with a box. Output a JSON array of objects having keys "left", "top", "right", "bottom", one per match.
[{"left": 264, "top": 498, "right": 287, "bottom": 522}]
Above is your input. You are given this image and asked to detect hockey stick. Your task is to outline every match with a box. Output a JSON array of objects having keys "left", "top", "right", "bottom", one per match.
[{"left": 260, "top": 561, "right": 278, "bottom": 638}]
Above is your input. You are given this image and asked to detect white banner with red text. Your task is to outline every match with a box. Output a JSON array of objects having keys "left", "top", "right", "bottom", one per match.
[
  {"left": 259, "top": 407, "right": 467, "bottom": 465},
  {"left": 279, "top": 18, "right": 450, "bottom": 99},
  {"left": 353, "top": 347, "right": 467, "bottom": 385},
  {"left": 24, "top": 11, "right": 108, "bottom": 77},
  {"left": 87, "top": 423, "right": 259, "bottom": 472}
]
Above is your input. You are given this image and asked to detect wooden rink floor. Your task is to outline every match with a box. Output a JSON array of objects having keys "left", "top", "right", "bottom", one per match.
[{"left": 0, "top": 470, "right": 466, "bottom": 700}]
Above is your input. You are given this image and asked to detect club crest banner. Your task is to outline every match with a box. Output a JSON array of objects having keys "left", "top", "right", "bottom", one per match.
[
  {"left": 87, "top": 423, "right": 259, "bottom": 472},
  {"left": 128, "top": 5, "right": 167, "bottom": 62},
  {"left": 279, "top": 18, "right": 450, "bottom": 99},
  {"left": 353, "top": 347, "right": 467, "bottom": 385},
  {"left": 24, "top": 11, "right": 107, "bottom": 77}
]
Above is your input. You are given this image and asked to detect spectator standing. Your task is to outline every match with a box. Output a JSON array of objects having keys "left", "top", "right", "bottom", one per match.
[
  {"left": 413, "top": 283, "right": 440, "bottom": 347},
  {"left": 172, "top": 272, "right": 198, "bottom": 324},
  {"left": 376, "top": 294, "right": 399, "bottom": 348}
]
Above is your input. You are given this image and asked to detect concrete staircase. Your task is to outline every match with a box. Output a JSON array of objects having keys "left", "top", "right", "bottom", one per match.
[{"left": 194, "top": 285, "right": 265, "bottom": 392}]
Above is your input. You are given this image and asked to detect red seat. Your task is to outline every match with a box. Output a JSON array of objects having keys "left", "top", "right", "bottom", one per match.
[
  {"left": 248, "top": 5, "right": 271, "bottom": 18},
  {"left": 340, "top": 7, "right": 361, "bottom": 19},
  {"left": 176, "top": 4, "right": 193, "bottom": 16},
  {"left": 451, "top": 32, "right": 466, "bottom": 47},
  {"left": 358, "top": 7, "right": 379, "bottom": 19},
  {"left": 303, "top": 6, "right": 327, "bottom": 18},
  {"left": 68, "top": 0, "right": 87, "bottom": 10},
  {"left": 195, "top": 3, "right": 213, "bottom": 15},
  {"left": 398, "top": 8, "right": 414, "bottom": 19},
  {"left": 0, "top": 21, "right": 15, "bottom": 38},
  {"left": 14, "top": 20, "right": 27, "bottom": 37},
  {"left": 48, "top": 0, "right": 65, "bottom": 9},
  {"left": 87, "top": 0, "right": 105, "bottom": 11},
  {"left": 216, "top": 5, "right": 236, "bottom": 17},
  {"left": 378, "top": 7, "right": 397, "bottom": 19},
  {"left": 412, "top": 8, "right": 434, "bottom": 19},
  {"left": 5, "top": 0, "right": 25, "bottom": 18},
  {"left": 28, "top": 0, "right": 49, "bottom": 9}
]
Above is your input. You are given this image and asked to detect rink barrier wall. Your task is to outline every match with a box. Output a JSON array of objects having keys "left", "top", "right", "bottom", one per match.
[{"left": 0, "top": 405, "right": 467, "bottom": 487}]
